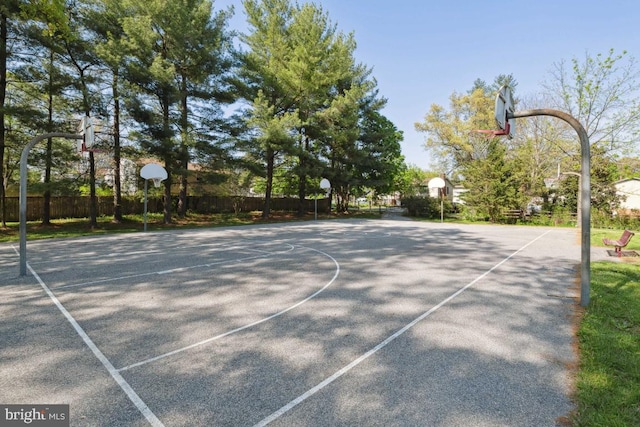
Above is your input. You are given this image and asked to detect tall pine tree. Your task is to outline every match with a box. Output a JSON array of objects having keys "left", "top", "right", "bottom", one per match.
[{"left": 122, "top": 0, "right": 235, "bottom": 221}]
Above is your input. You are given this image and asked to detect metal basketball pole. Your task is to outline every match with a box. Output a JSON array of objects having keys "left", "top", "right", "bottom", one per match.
[
  {"left": 509, "top": 109, "right": 591, "bottom": 306},
  {"left": 143, "top": 179, "right": 149, "bottom": 232},
  {"left": 19, "top": 133, "right": 83, "bottom": 276}
]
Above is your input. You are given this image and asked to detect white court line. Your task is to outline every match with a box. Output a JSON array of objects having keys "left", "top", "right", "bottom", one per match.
[
  {"left": 55, "top": 244, "right": 295, "bottom": 290},
  {"left": 26, "top": 249, "right": 164, "bottom": 267},
  {"left": 253, "top": 230, "right": 553, "bottom": 427},
  {"left": 13, "top": 251, "right": 164, "bottom": 427},
  {"left": 117, "top": 246, "right": 340, "bottom": 372}
]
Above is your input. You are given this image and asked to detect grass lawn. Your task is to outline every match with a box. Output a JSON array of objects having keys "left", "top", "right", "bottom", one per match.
[
  {"left": 573, "top": 260, "right": 640, "bottom": 426},
  {"left": 571, "top": 227, "right": 639, "bottom": 425},
  {"left": 0, "top": 213, "right": 258, "bottom": 243}
]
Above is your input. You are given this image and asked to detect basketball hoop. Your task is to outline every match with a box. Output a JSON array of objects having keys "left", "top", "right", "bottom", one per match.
[
  {"left": 140, "top": 163, "right": 168, "bottom": 183},
  {"left": 494, "top": 85, "right": 515, "bottom": 138},
  {"left": 473, "top": 123, "right": 511, "bottom": 138},
  {"left": 140, "top": 163, "right": 168, "bottom": 232},
  {"left": 472, "top": 85, "right": 515, "bottom": 139}
]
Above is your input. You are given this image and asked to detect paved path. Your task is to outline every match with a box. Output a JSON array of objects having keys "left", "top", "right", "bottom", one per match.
[
  {"left": 381, "top": 207, "right": 412, "bottom": 221},
  {"left": 0, "top": 220, "right": 609, "bottom": 426}
]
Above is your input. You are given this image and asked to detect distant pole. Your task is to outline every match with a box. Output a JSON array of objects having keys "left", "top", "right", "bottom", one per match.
[
  {"left": 440, "top": 188, "right": 444, "bottom": 223},
  {"left": 510, "top": 109, "right": 590, "bottom": 306},
  {"left": 143, "top": 179, "right": 149, "bottom": 232},
  {"left": 20, "top": 133, "right": 83, "bottom": 276},
  {"left": 319, "top": 178, "right": 331, "bottom": 218},
  {"left": 139, "top": 164, "right": 167, "bottom": 233}
]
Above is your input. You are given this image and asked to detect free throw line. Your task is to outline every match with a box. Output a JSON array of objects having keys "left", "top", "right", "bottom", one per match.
[
  {"left": 253, "top": 230, "right": 553, "bottom": 427},
  {"left": 55, "top": 244, "right": 295, "bottom": 290},
  {"left": 117, "top": 245, "right": 340, "bottom": 372}
]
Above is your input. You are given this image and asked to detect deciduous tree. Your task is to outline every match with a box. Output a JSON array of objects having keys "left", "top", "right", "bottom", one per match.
[
  {"left": 415, "top": 87, "right": 495, "bottom": 174},
  {"left": 416, "top": 77, "right": 526, "bottom": 219},
  {"left": 544, "top": 49, "right": 640, "bottom": 156}
]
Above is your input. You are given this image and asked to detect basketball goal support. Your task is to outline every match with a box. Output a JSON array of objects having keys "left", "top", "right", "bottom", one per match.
[
  {"left": 140, "top": 163, "right": 168, "bottom": 232},
  {"left": 19, "top": 132, "right": 84, "bottom": 276},
  {"left": 508, "top": 108, "right": 591, "bottom": 307},
  {"left": 485, "top": 85, "right": 591, "bottom": 306}
]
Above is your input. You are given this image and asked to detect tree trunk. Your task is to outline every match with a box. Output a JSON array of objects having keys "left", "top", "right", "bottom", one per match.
[
  {"left": 89, "top": 150, "right": 98, "bottom": 228},
  {"left": 112, "top": 72, "right": 123, "bottom": 223},
  {"left": 162, "top": 91, "right": 172, "bottom": 224},
  {"left": 43, "top": 83, "right": 53, "bottom": 226},
  {"left": 163, "top": 162, "right": 172, "bottom": 224},
  {"left": 297, "top": 135, "right": 308, "bottom": 217},
  {"left": 178, "top": 161, "right": 188, "bottom": 217},
  {"left": 43, "top": 134, "right": 52, "bottom": 225},
  {"left": 0, "top": 12, "right": 6, "bottom": 227},
  {"left": 178, "top": 79, "right": 189, "bottom": 218},
  {"left": 297, "top": 171, "right": 306, "bottom": 216},
  {"left": 262, "top": 148, "right": 274, "bottom": 218}
]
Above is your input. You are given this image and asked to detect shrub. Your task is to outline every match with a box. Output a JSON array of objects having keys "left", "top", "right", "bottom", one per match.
[{"left": 403, "top": 196, "right": 444, "bottom": 219}]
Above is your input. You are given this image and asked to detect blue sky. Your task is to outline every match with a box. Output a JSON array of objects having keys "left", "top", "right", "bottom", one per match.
[{"left": 216, "top": 0, "right": 640, "bottom": 169}]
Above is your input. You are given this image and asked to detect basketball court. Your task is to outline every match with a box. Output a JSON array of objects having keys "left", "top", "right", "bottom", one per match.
[{"left": 1, "top": 219, "right": 585, "bottom": 426}]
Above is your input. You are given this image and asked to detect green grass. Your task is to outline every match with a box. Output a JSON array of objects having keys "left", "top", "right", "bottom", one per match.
[
  {"left": 573, "top": 262, "right": 640, "bottom": 426},
  {"left": 0, "top": 213, "right": 253, "bottom": 243}
]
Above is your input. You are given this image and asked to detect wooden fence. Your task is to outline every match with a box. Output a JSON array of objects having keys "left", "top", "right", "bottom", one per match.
[{"left": 3, "top": 196, "right": 330, "bottom": 222}]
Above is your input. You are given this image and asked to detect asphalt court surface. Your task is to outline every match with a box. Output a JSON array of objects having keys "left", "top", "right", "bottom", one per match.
[{"left": 1, "top": 220, "right": 591, "bottom": 426}]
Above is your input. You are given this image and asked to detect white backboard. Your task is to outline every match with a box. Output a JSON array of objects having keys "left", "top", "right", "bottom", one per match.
[
  {"left": 78, "top": 116, "right": 95, "bottom": 152},
  {"left": 140, "top": 163, "right": 168, "bottom": 181},
  {"left": 495, "top": 85, "right": 515, "bottom": 138},
  {"left": 320, "top": 178, "right": 331, "bottom": 190},
  {"left": 428, "top": 177, "right": 445, "bottom": 189}
]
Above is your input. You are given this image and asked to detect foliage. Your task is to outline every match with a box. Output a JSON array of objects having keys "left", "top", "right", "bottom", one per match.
[
  {"left": 553, "top": 145, "right": 623, "bottom": 218},
  {"left": 415, "top": 87, "right": 495, "bottom": 173},
  {"left": 121, "top": 0, "right": 236, "bottom": 221},
  {"left": 402, "top": 196, "right": 444, "bottom": 219},
  {"left": 415, "top": 77, "right": 528, "bottom": 222},
  {"left": 354, "top": 109, "right": 405, "bottom": 196},
  {"left": 616, "top": 156, "right": 640, "bottom": 177},
  {"left": 506, "top": 100, "right": 571, "bottom": 207},
  {"left": 395, "top": 164, "right": 429, "bottom": 198},
  {"left": 460, "top": 136, "right": 526, "bottom": 222},
  {"left": 416, "top": 52, "right": 640, "bottom": 225},
  {"left": 6, "top": 2, "right": 638, "bottom": 232},
  {"left": 241, "top": 0, "right": 314, "bottom": 216},
  {"left": 79, "top": 183, "right": 112, "bottom": 197},
  {"left": 544, "top": 49, "right": 640, "bottom": 157},
  {"left": 240, "top": 0, "right": 402, "bottom": 216}
]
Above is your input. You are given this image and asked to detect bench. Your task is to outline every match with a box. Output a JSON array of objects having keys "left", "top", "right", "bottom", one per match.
[
  {"left": 603, "top": 229, "right": 635, "bottom": 255},
  {"left": 502, "top": 209, "right": 523, "bottom": 223}
]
